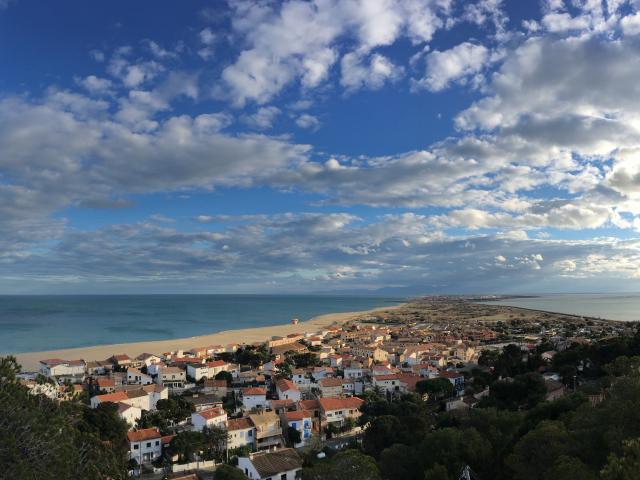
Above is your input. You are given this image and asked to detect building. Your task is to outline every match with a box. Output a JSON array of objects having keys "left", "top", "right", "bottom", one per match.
[
  {"left": 249, "top": 411, "right": 283, "bottom": 450},
  {"left": 282, "top": 410, "right": 313, "bottom": 448},
  {"left": 243, "top": 387, "right": 268, "bottom": 411},
  {"left": 318, "top": 377, "right": 344, "bottom": 398},
  {"left": 127, "top": 367, "right": 153, "bottom": 385},
  {"left": 372, "top": 374, "right": 403, "bottom": 394},
  {"left": 155, "top": 366, "right": 186, "bottom": 391},
  {"left": 318, "top": 396, "right": 363, "bottom": 427},
  {"left": 440, "top": 371, "right": 465, "bottom": 396},
  {"left": 237, "top": 448, "right": 303, "bottom": 480},
  {"left": 276, "top": 379, "right": 302, "bottom": 402},
  {"left": 227, "top": 417, "right": 256, "bottom": 450},
  {"left": 118, "top": 402, "right": 143, "bottom": 427},
  {"left": 39, "top": 358, "right": 86, "bottom": 382},
  {"left": 110, "top": 354, "right": 133, "bottom": 369},
  {"left": 127, "top": 428, "right": 163, "bottom": 465},
  {"left": 191, "top": 407, "right": 228, "bottom": 432}
]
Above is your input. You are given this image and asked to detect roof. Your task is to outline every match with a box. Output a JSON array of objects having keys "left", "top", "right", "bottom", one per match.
[
  {"left": 204, "top": 379, "right": 228, "bottom": 388},
  {"left": 374, "top": 374, "right": 401, "bottom": 381},
  {"left": 227, "top": 417, "right": 254, "bottom": 431},
  {"left": 196, "top": 407, "right": 226, "bottom": 420},
  {"left": 126, "top": 389, "right": 148, "bottom": 399},
  {"left": 270, "top": 399, "right": 295, "bottom": 409},
  {"left": 142, "top": 384, "right": 166, "bottom": 394},
  {"left": 319, "top": 377, "right": 343, "bottom": 387},
  {"left": 97, "top": 378, "right": 115, "bottom": 387},
  {"left": 127, "top": 428, "right": 162, "bottom": 442},
  {"left": 206, "top": 360, "right": 227, "bottom": 367},
  {"left": 159, "top": 366, "right": 185, "bottom": 374},
  {"left": 95, "top": 391, "right": 129, "bottom": 403},
  {"left": 135, "top": 352, "right": 157, "bottom": 360},
  {"left": 243, "top": 387, "right": 267, "bottom": 396},
  {"left": 112, "top": 354, "right": 131, "bottom": 362},
  {"left": 440, "top": 370, "right": 464, "bottom": 379},
  {"left": 284, "top": 410, "right": 311, "bottom": 422},
  {"left": 318, "top": 396, "right": 364, "bottom": 412},
  {"left": 276, "top": 379, "right": 298, "bottom": 392},
  {"left": 248, "top": 448, "right": 303, "bottom": 478},
  {"left": 248, "top": 411, "right": 279, "bottom": 426},
  {"left": 298, "top": 399, "right": 320, "bottom": 410}
]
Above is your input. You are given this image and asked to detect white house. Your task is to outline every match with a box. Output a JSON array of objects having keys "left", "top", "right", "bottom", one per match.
[
  {"left": 237, "top": 448, "right": 302, "bottom": 480},
  {"left": 373, "top": 374, "right": 404, "bottom": 394},
  {"left": 127, "top": 428, "right": 163, "bottom": 465},
  {"left": 242, "top": 387, "right": 267, "bottom": 411},
  {"left": 318, "top": 377, "right": 343, "bottom": 398},
  {"left": 134, "top": 353, "right": 162, "bottom": 368},
  {"left": 127, "top": 367, "right": 153, "bottom": 385},
  {"left": 227, "top": 417, "right": 256, "bottom": 450},
  {"left": 282, "top": 410, "right": 313, "bottom": 448},
  {"left": 276, "top": 379, "right": 301, "bottom": 402},
  {"left": 318, "top": 396, "right": 363, "bottom": 427},
  {"left": 291, "top": 369, "right": 312, "bottom": 390},
  {"left": 344, "top": 365, "right": 365, "bottom": 379},
  {"left": 191, "top": 407, "right": 228, "bottom": 432},
  {"left": 118, "top": 402, "right": 143, "bottom": 427},
  {"left": 155, "top": 366, "right": 186, "bottom": 391},
  {"left": 39, "top": 358, "right": 86, "bottom": 382}
]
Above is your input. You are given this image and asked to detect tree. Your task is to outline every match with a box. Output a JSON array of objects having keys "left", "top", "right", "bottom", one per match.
[
  {"left": 203, "top": 425, "right": 228, "bottom": 461},
  {"left": 416, "top": 378, "right": 455, "bottom": 402},
  {"left": 215, "top": 464, "right": 248, "bottom": 480},
  {"left": 303, "top": 450, "right": 382, "bottom": 480},
  {"left": 601, "top": 438, "right": 640, "bottom": 480},
  {"left": 363, "top": 415, "right": 403, "bottom": 457},
  {"left": 169, "top": 431, "right": 205, "bottom": 463},
  {"left": 485, "top": 373, "right": 546, "bottom": 410},
  {"left": 215, "top": 370, "right": 233, "bottom": 385},
  {"left": 543, "top": 455, "right": 596, "bottom": 480},
  {"left": 506, "top": 421, "right": 572, "bottom": 480},
  {"left": 424, "top": 463, "right": 449, "bottom": 480},
  {"left": 287, "top": 426, "right": 302, "bottom": 446},
  {"left": 379, "top": 443, "right": 421, "bottom": 480}
]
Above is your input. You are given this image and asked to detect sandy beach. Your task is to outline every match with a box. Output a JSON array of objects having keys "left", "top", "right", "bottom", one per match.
[{"left": 14, "top": 304, "right": 405, "bottom": 371}]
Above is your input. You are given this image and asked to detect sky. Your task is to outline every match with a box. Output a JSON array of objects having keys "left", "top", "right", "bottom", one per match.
[{"left": 2, "top": 0, "right": 640, "bottom": 295}]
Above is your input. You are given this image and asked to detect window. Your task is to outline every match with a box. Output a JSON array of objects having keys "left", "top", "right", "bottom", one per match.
[
  {"left": 133, "top": 444, "right": 139, "bottom": 450},
  {"left": 155, "top": 441, "right": 159, "bottom": 446},
  {"left": 146, "top": 442, "right": 151, "bottom": 448}
]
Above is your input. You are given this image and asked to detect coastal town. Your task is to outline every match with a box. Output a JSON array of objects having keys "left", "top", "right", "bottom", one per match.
[{"left": 11, "top": 298, "right": 634, "bottom": 479}]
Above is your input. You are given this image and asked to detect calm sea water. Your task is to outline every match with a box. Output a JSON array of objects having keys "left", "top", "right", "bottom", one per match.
[
  {"left": 482, "top": 293, "right": 640, "bottom": 322},
  {"left": 0, "top": 295, "right": 403, "bottom": 354}
]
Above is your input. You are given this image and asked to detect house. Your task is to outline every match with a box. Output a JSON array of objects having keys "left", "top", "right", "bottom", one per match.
[
  {"left": 282, "top": 410, "right": 313, "bottom": 448},
  {"left": 276, "top": 379, "right": 301, "bottom": 402},
  {"left": 135, "top": 353, "right": 162, "bottom": 367},
  {"left": 440, "top": 371, "right": 465, "bottom": 396},
  {"left": 249, "top": 411, "right": 283, "bottom": 450},
  {"left": 185, "top": 394, "right": 223, "bottom": 412},
  {"left": 318, "top": 396, "right": 363, "bottom": 427},
  {"left": 227, "top": 417, "right": 256, "bottom": 450},
  {"left": 127, "top": 428, "right": 163, "bottom": 465},
  {"left": 86, "top": 360, "right": 111, "bottom": 375},
  {"left": 127, "top": 367, "right": 153, "bottom": 385},
  {"left": 350, "top": 345, "right": 387, "bottom": 362},
  {"left": 291, "top": 369, "right": 312, "bottom": 390},
  {"left": 141, "top": 383, "right": 168, "bottom": 410},
  {"left": 110, "top": 354, "right": 133, "bottom": 369},
  {"left": 318, "top": 377, "right": 344, "bottom": 398},
  {"left": 39, "top": 358, "right": 86, "bottom": 382},
  {"left": 191, "top": 407, "right": 228, "bottom": 432},
  {"left": 344, "top": 365, "right": 365, "bottom": 379},
  {"left": 155, "top": 366, "right": 186, "bottom": 391},
  {"left": 96, "top": 377, "right": 116, "bottom": 393},
  {"left": 118, "top": 402, "right": 143, "bottom": 427},
  {"left": 90, "top": 391, "right": 129, "bottom": 409},
  {"left": 202, "top": 379, "right": 228, "bottom": 397},
  {"left": 341, "top": 378, "right": 355, "bottom": 395},
  {"left": 372, "top": 374, "right": 403, "bottom": 394},
  {"left": 237, "top": 448, "right": 303, "bottom": 480},
  {"left": 545, "top": 380, "right": 566, "bottom": 401},
  {"left": 243, "top": 387, "right": 268, "bottom": 411}
]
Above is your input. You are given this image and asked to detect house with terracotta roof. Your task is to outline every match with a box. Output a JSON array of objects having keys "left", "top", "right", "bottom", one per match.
[
  {"left": 318, "top": 396, "right": 363, "bottom": 427},
  {"left": 134, "top": 353, "right": 162, "bottom": 367},
  {"left": 276, "top": 378, "right": 301, "bottom": 402},
  {"left": 282, "top": 410, "right": 313, "bottom": 448},
  {"left": 318, "top": 377, "right": 344, "bottom": 398},
  {"left": 127, "top": 428, "right": 163, "bottom": 465},
  {"left": 109, "top": 354, "right": 132, "bottom": 368},
  {"left": 269, "top": 399, "right": 296, "bottom": 414},
  {"left": 237, "top": 448, "right": 302, "bottom": 480},
  {"left": 242, "top": 387, "right": 267, "bottom": 412},
  {"left": 202, "top": 378, "right": 228, "bottom": 396},
  {"left": 373, "top": 374, "right": 404, "bottom": 394},
  {"left": 118, "top": 402, "right": 142, "bottom": 427},
  {"left": 291, "top": 368, "right": 312, "bottom": 390},
  {"left": 439, "top": 370, "right": 465, "bottom": 396},
  {"left": 227, "top": 417, "right": 256, "bottom": 450},
  {"left": 96, "top": 377, "right": 116, "bottom": 393},
  {"left": 191, "top": 407, "right": 228, "bottom": 432}
]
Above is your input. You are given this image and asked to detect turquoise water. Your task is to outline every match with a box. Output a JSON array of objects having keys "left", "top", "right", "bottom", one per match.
[
  {"left": 0, "top": 295, "right": 403, "bottom": 354},
  {"left": 482, "top": 293, "right": 640, "bottom": 322}
]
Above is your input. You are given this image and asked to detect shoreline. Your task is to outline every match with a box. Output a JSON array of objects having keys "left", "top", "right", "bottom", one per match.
[{"left": 14, "top": 303, "right": 406, "bottom": 372}]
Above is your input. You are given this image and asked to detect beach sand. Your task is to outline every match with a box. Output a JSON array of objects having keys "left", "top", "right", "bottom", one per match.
[{"left": 14, "top": 304, "right": 404, "bottom": 372}]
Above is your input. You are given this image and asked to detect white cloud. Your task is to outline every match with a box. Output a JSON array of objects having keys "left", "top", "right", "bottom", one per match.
[
  {"left": 76, "top": 75, "right": 113, "bottom": 95},
  {"left": 416, "top": 42, "right": 491, "bottom": 92},
  {"left": 295, "top": 114, "right": 320, "bottom": 130},
  {"left": 340, "top": 52, "right": 404, "bottom": 91},
  {"left": 241, "top": 106, "right": 281, "bottom": 130}
]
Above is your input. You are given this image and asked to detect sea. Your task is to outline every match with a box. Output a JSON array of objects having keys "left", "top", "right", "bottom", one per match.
[
  {"left": 0, "top": 294, "right": 404, "bottom": 354},
  {"left": 482, "top": 293, "right": 640, "bottom": 322}
]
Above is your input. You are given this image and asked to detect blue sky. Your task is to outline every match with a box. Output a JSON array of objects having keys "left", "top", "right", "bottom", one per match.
[{"left": 2, "top": 0, "right": 640, "bottom": 294}]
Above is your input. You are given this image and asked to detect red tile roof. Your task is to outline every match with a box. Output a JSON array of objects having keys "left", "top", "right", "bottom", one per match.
[
  {"left": 227, "top": 417, "right": 254, "bottom": 431},
  {"left": 319, "top": 377, "right": 343, "bottom": 387},
  {"left": 318, "top": 396, "right": 363, "bottom": 412},
  {"left": 196, "top": 407, "right": 226, "bottom": 420},
  {"left": 243, "top": 387, "right": 267, "bottom": 396},
  {"left": 285, "top": 410, "right": 311, "bottom": 422},
  {"left": 95, "top": 391, "right": 129, "bottom": 403},
  {"left": 127, "top": 428, "right": 161, "bottom": 442},
  {"left": 276, "top": 379, "right": 298, "bottom": 392}
]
